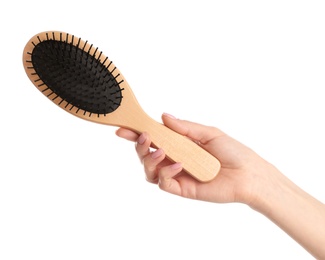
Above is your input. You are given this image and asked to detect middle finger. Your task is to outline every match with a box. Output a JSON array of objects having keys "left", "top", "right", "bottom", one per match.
[{"left": 135, "top": 132, "right": 151, "bottom": 163}]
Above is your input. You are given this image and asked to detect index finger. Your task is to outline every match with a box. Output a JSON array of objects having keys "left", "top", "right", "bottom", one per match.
[{"left": 115, "top": 128, "right": 139, "bottom": 142}]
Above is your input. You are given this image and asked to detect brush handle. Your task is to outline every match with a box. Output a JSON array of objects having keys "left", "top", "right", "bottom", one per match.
[{"left": 130, "top": 115, "right": 220, "bottom": 182}]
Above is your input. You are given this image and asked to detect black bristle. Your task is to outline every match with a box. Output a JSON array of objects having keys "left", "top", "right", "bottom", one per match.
[
  {"left": 30, "top": 34, "right": 123, "bottom": 114},
  {"left": 82, "top": 41, "right": 87, "bottom": 52}
]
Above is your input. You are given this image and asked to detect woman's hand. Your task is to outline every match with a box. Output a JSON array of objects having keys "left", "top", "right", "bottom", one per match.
[
  {"left": 116, "top": 112, "right": 325, "bottom": 259},
  {"left": 116, "top": 113, "right": 273, "bottom": 205}
]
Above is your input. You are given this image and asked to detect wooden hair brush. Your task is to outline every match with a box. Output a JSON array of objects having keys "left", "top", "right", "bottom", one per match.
[{"left": 22, "top": 31, "right": 221, "bottom": 182}]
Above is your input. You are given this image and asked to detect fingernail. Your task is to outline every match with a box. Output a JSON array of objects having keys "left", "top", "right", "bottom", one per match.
[
  {"left": 163, "top": 113, "right": 177, "bottom": 119},
  {"left": 151, "top": 148, "right": 163, "bottom": 159},
  {"left": 137, "top": 133, "right": 146, "bottom": 145},
  {"left": 171, "top": 162, "right": 182, "bottom": 170}
]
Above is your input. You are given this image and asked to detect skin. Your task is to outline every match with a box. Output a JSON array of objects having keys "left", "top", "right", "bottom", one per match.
[{"left": 116, "top": 113, "right": 325, "bottom": 259}]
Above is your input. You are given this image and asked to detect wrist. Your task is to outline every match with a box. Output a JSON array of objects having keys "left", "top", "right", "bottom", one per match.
[
  {"left": 243, "top": 162, "right": 325, "bottom": 259},
  {"left": 245, "top": 161, "right": 303, "bottom": 217},
  {"left": 240, "top": 161, "right": 285, "bottom": 213}
]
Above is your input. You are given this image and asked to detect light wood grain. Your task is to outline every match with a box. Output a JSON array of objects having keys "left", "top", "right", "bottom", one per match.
[{"left": 22, "top": 31, "right": 221, "bottom": 182}]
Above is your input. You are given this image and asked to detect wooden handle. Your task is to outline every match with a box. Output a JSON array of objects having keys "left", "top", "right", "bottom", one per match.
[{"left": 131, "top": 115, "right": 221, "bottom": 182}]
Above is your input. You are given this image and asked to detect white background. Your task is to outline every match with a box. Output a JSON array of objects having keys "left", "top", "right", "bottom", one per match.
[{"left": 1, "top": 1, "right": 324, "bottom": 259}]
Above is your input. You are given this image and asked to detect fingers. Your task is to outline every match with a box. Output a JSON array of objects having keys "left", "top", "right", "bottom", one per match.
[
  {"left": 158, "top": 162, "right": 183, "bottom": 195},
  {"left": 162, "top": 113, "right": 225, "bottom": 145},
  {"left": 135, "top": 133, "right": 164, "bottom": 183},
  {"left": 116, "top": 113, "right": 224, "bottom": 146},
  {"left": 143, "top": 148, "right": 165, "bottom": 184},
  {"left": 116, "top": 114, "right": 211, "bottom": 190},
  {"left": 135, "top": 132, "right": 183, "bottom": 186},
  {"left": 116, "top": 128, "right": 158, "bottom": 149},
  {"left": 135, "top": 132, "right": 151, "bottom": 162},
  {"left": 115, "top": 128, "right": 139, "bottom": 142}
]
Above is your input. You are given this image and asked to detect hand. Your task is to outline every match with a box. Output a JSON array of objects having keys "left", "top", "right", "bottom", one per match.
[
  {"left": 116, "top": 113, "right": 273, "bottom": 205},
  {"left": 116, "top": 113, "right": 325, "bottom": 259}
]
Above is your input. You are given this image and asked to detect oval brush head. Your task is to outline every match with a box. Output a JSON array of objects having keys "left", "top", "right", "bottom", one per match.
[
  {"left": 31, "top": 35, "right": 123, "bottom": 115},
  {"left": 22, "top": 31, "right": 221, "bottom": 182}
]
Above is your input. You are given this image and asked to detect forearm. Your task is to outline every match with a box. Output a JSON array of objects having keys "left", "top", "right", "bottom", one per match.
[{"left": 250, "top": 165, "right": 325, "bottom": 259}]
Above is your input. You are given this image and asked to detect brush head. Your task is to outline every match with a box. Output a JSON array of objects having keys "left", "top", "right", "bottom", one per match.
[{"left": 25, "top": 32, "right": 124, "bottom": 115}]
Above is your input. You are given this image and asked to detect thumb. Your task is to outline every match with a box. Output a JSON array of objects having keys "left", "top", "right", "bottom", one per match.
[{"left": 161, "top": 113, "right": 225, "bottom": 145}]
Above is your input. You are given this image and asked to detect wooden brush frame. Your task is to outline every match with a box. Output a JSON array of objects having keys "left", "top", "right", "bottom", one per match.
[{"left": 23, "top": 31, "right": 221, "bottom": 182}]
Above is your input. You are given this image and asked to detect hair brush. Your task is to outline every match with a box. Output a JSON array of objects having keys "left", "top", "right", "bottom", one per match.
[{"left": 22, "top": 31, "right": 221, "bottom": 182}]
